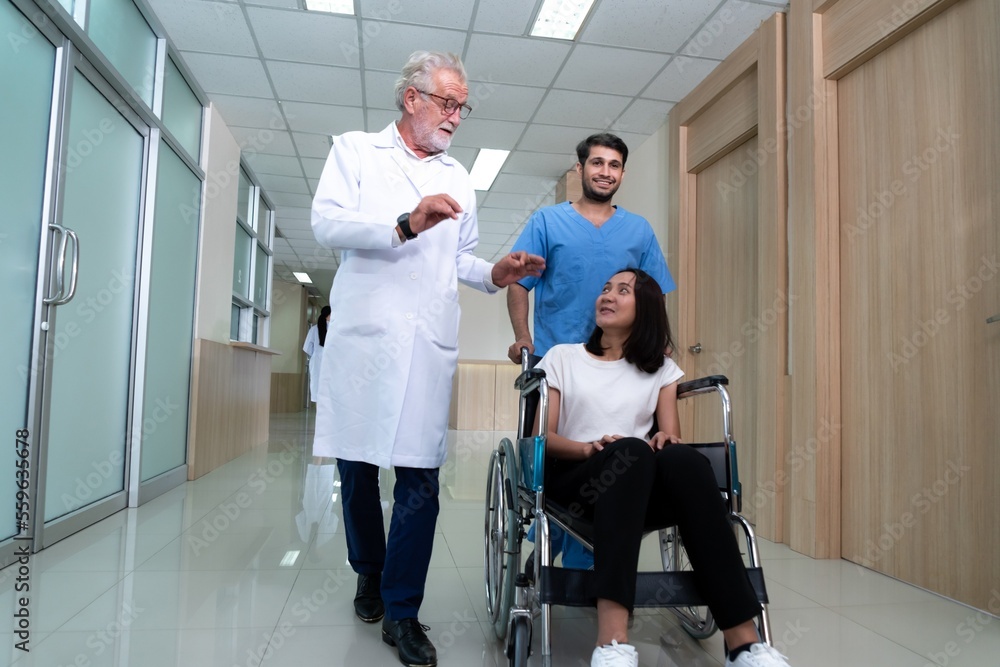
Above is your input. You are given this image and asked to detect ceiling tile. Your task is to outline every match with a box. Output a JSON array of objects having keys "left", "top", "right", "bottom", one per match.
[
  {"left": 271, "top": 192, "right": 315, "bottom": 208},
  {"left": 502, "top": 151, "right": 575, "bottom": 177},
  {"left": 449, "top": 118, "right": 526, "bottom": 151},
  {"left": 580, "top": 0, "right": 719, "bottom": 52},
  {"left": 615, "top": 99, "right": 675, "bottom": 135},
  {"left": 490, "top": 173, "right": 559, "bottom": 197},
  {"left": 472, "top": 0, "right": 535, "bottom": 35},
  {"left": 299, "top": 157, "right": 329, "bottom": 178},
  {"left": 228, "top": 127, "right": 299, "bottom": 156},
  {"left": 519, "top": 123, "right": 604, "bottom": 155},
  {"left": 259, "top": 174, "right": 312, "bottom": 195},
  {"left": 281, "top": 101, "right": 365, "bottom": 135},
  {"left": 358, "top": 23, "right": 467, "bottom": 71},
  {"left": 292, "top": 132, "right": 334, "bottom": 159},
  {"left": 147, "top": 0, "right": 257, "bottom": 56},
  {"left": 465, "top": 82, "right": 546, "bottom": 123},
  {"left": 365, "top": 108, "right": 399, "bottom": 132},
  {"left": 555, "top": 45, "right": 668, "bottom": 97},
  {"left": 209, "top": 94, "right": 285, "bottom": 128},
  {"left": 681, "top": 1, "right": 780, "bottom": 61},
  {"left": 363, "top": 69, "right": 403, "bottom": 110},
  {"left": 268, "top": 61, "right": 363, "bottom": 105},
  {"left": 278, "top": 229, "right": 317, "bottom": 240},
  {"left": 643, "top": 56, "right": 721, "bottom": 102},
  {"left": 464, "top": 34, "right": 572, "bottom": 86},
  {"left": 445, "top": 146, "right": 476, "bottom": 171},
  {"left": 248, "top": 7, "right": 360, "bottom": 67},
  {"left": 532, "top": 89, "right": 631, "bottom": 128},
  {"left": 279, "top": 206, "right": 313, "bottom": 220},
  {"left": 482, "top": 192, "right": 542, "bottom": 211},
  {"left": 246, "top": 0, "right": 298, "bottom": 7},
  {"left": 247, "top": 154, "right": 304, "bottom": 176},
  {"left": 181, "top": 53, "right": 273, "bottom": 98},
  {"left": 360, "top": 0, "right": 476, "bottom": 30}
]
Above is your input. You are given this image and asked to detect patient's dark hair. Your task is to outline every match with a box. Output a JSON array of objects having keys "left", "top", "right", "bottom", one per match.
[
  {"left": 585, "top": 268, "right": 674, "bottom": 373},
  {"left": 318, "top": 306, "right": 332, "bottom": 347}
]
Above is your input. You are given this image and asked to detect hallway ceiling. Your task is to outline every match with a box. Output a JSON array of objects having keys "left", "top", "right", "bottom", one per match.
[{"left": 145, "top": 0, "right": 785, "bottom": 297}]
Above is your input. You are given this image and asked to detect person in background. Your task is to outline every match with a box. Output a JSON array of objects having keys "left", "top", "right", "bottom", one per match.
[{"left": 302, "top": 305, "right": 331, "bottom": 404}]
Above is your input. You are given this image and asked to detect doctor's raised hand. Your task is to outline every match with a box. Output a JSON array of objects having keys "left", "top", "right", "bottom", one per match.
[{"left": 491, "top": 250, "right": 546, "bottom": 288}]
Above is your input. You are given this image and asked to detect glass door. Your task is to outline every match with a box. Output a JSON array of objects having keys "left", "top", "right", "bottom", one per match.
[
  {"left": 0, "top": 0, "right": 58, "bottom": 563},
  {"left": 36, "top": 59, "right": 147, "bottom": 545}
]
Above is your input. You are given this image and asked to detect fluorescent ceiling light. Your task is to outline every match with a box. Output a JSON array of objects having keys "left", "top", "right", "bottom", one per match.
[
  {"left": 469, "top": 149, "right": 510, "bottom": 191},
  {"left": 279, "top": 550, "right": 300, "bottom": 567},
  {"left": 304, "top": 0, "right": 354, "bottom": 15},
  {"left": 293, "top": 272, "right": 313, "bottom": 284},
  {"left": 530, "top": 0, "right": 596, "bottom": 40}
]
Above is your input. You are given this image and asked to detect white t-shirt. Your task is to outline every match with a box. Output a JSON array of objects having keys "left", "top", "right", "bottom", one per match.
[{"left": 536, "top": 344, "right": 684, "bottom": 443}]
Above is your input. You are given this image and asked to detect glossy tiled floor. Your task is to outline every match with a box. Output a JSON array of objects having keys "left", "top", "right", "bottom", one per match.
[{"left": 2, "top": 411, "right": 997, "bottom": 667}]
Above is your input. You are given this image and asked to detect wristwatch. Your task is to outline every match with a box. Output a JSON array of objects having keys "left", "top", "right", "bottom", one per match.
[{"left": 397, "top": 212, "right": 418, "bottom": 240}]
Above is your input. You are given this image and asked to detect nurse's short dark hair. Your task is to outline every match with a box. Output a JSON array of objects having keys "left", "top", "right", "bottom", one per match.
[{"left": 576, "top": 133, "right": 629, "bottom": 167}]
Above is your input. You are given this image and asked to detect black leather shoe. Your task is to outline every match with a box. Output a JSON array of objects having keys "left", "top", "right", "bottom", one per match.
[
  {"left": 381, "top": 617, "right": 437, "bottom": 667},
  {"left": 354, "top": 573, "right": 384, "bottom": 622}
]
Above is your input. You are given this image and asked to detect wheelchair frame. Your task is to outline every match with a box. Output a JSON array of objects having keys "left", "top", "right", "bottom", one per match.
[{"left": 483, "top": 351, "right": 772, "bottom": 666}]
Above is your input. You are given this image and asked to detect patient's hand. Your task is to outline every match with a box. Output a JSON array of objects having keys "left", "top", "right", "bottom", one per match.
[
  {"left": 649, "top": 432, "right": 683, "bottom": 450},
  {"left": 590, "top": 434, "right": 624, "bottom": 452}
]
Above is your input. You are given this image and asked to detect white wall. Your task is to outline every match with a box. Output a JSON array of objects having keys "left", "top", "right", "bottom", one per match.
[
  {"left": 192, "top": 104, "right": 239, "bottom": 344},
  {"left": 456, "top": 123, "right": 672, "bottom": 361}
]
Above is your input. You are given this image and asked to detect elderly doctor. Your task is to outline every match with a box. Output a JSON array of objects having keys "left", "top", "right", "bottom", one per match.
[{"left": 311, "top": 51, "right": 544, "bottom": 667}]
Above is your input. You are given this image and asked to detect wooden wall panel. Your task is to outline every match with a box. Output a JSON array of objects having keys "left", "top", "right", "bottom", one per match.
[
  {"left": 187, "top": 339, "right": 273, "bottom": 480},
  {"left": 821, "top": 0, "right": 962, "bottom": 78},
  {"left": 270, "top": 373, "right": 305, "bottom": 413},
  {"left": 449, "top": 362, "right": 497, "bottom": 431},
  {"left": 687, "top": 70, "right": 758, "bottom": 173}
]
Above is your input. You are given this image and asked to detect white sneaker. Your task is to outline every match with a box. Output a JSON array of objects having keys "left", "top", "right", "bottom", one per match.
[
  {"left": 591, "top": 640, "right": 639, "bottom": 667},
  {"left": 725, "top": 642, "right": 793, "bottom": 666}
]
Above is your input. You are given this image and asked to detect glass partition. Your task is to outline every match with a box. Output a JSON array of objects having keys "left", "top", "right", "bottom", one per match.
[
  {"left": 87, "top": 0, "right": 157, "bottom": 106},
  {"left": 140, "top": 141, "right": 200, "bottom": 481},
  {"left": 162, "top": 56, "right": 202, "bottom": 160}
]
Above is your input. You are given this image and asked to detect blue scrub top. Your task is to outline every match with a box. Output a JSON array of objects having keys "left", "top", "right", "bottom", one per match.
[{"left": 512, "top": 202, "right": 675, "bottom": 357}]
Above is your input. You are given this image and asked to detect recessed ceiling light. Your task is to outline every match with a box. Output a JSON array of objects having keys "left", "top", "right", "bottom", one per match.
[
  {"left": 530, "top": 0, "right": 596, "bottom": 40},
  {"left": 469, "top": 149, "right": 510, "bottom": 191},
  {"left": 279, "top": 550, "right": 300, "bottom": 567},
  {"left": 304, "top": 0, "right": 354, "bottom": 16},
  {"left": 293, "top": 272, "right": 313, "bottom": 283}
]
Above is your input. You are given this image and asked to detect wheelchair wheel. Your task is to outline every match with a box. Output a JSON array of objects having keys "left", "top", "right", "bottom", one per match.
[
  {"left": 661, "top": 526, "right": 718, "bottom": 639},
  {"left": 484, "top": 439, "right": 520, "bottom": 639},
  {"left": 507, "top": 614, "right": 531, "bottom": 667}
]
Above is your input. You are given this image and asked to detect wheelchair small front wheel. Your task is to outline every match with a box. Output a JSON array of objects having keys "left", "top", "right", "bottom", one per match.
[{"left": 507, "top": 614, "right": 531, "bottom": 667}]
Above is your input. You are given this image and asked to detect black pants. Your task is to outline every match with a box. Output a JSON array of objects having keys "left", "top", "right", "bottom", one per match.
[{"left": 546, "top": 438, "right": 761, "bottom": 629}]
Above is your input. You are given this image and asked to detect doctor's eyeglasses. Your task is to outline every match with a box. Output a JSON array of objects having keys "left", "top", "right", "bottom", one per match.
[{"left": 417, "top": 89, "right": 473, "bottom": 119}]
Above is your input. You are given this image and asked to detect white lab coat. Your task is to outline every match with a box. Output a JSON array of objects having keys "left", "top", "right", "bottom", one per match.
[
  {"left": 302, "top": 324, "right": 323, "bottom": 403},
  {"left": 311, "top": 123, "right": 496, "bottom": 468}
]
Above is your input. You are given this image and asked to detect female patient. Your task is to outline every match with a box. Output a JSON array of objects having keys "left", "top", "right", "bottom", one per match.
[{"left": 535, "top": 268, "right": 793, "bottom": 667}]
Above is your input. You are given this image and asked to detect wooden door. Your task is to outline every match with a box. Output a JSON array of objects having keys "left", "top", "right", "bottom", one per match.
[
  {"left": 837, "top": 0, "right": 1000, "bottom": 609},
  {"left": 670, "top": 15, "right": 786, "bottom": 537}
]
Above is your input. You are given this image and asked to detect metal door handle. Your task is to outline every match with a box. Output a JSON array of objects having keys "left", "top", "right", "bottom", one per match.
[
  {"left": 42, "top": 223, "right": 80, "bottom": 306},
  {"left": 689, "top": 343, "right": 702, "bottom": 354},
  {"left": 43, "top": 223, "right": 68, "bottom": 304}
]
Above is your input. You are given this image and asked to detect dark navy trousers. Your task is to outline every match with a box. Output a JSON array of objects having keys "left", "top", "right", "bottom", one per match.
[{"left": 336, "top": 460, "right": 439, "bottom": 621}]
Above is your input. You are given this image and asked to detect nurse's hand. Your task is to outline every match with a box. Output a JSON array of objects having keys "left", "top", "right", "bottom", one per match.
[
  {"left": 491, "top": 251, "right": 545, "bottom": 288},
  {"left": 409, "top": 194, "right": 463, "bottom": 233}
]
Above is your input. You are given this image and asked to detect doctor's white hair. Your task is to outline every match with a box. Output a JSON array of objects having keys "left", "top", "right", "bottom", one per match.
[{"left": 394, "top": 51, "right": 467, "bottom": 112}]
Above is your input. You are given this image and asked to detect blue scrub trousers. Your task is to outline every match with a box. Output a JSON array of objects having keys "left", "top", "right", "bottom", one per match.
[{"left": 336, "top": 460, "right": 439, "bottom": 621}]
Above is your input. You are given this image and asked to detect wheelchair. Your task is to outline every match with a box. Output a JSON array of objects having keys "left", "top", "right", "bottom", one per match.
[{"left": 483, "top": 350, "right": 771, "bottom": 666}]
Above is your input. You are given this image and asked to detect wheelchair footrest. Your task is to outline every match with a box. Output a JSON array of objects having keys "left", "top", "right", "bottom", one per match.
[{"left": 538, "top": 566, "right": 768, "bottom": 608}]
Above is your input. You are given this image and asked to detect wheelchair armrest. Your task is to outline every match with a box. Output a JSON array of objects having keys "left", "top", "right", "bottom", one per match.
[
  {"left": 677, "top": 375, "right": 728, "bottom": 398},
  {"left": 515, "top": 367, "right": 546, "bottom": 394}
]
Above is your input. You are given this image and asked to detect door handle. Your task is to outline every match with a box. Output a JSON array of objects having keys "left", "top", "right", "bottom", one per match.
[
  {"left": 42, "top": 223, "right": 80, "bottom": 306},
  {"left": 689, "top": 343, "right": 702, "bottom": 354},
  {"left": 43, "top": 223, "right": 68, "bottom": 304}
]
